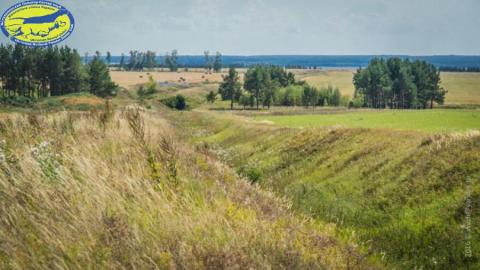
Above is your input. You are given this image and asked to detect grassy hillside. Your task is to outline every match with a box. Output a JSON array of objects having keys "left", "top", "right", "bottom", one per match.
[
  {"left": 0, "top": 107, "right": 375, "bottom": 269},
  {"left": 176, "top": 110, "right": 480, "bottom": 269},
  {"left": 255, "top": 109, "right": 480, "bottom": 132}
]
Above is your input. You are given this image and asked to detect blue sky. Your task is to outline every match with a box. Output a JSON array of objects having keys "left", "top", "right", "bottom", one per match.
[{"left": 1, "top": 0, "right": 479, "bottom": 55}]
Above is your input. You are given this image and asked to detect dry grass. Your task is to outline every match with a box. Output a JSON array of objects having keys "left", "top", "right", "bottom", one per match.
[
  {"left": 441, "top": 72, "right": 480, "bottom": 104},
  {"left": 61, "top": 96, "right": 104, "bottom": 106},
  {"left": 111, "top": 71, "right": 227, "bottom": 88},
  {"left": 0, "top": 107, "right": 375, "bottom": 269},
  {"left": 295, "top": 69, "right": 356, "bottom": 98}
]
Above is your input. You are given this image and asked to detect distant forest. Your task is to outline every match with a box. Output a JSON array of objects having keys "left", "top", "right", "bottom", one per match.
[{"left": 97, "top": 54, "right": 480, "bottom": 70}]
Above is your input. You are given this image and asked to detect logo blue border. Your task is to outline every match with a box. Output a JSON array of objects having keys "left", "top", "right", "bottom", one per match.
[{"left": 0, "top": 0, "right": 75, "bottom": 47}]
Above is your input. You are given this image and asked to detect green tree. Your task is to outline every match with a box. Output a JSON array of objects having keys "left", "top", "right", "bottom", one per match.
[
  {"left": 145, "top": 51, "right": 156, "bottom": 70},
  {"left": 329, "top": 87, "right": 341, "bottom": 106},
  {"left": 302, "top": 85, "right": 319, "bottom": 109},
  {"left": 206, "top": 90, "right": 217, "bottom": 103},
  {"left": 88, "top": 53, "right": 118, "bottom": 97},
  {"left": 213, "top": 52, "right": 222, "bottom": 72},
  {"left": 45, "top": 46, "right": 64, "bottom": 96},
  {"left": 119, "top": 53, "right": 125, "bottom": 71},
  {"left": 106, "top": 51, "right": 111, "bottom": 66},
  {"left": 60, "top": 46, "right": 86, "bottom": 94},
  {"left": 165, "top": 50, "right": 178, "bottom": 72},
  {"left": 204, "top": 51, "right": 212, "bottom": 73},
  {"left": 128, "top": 50, "right": 138, "bottom": 71},
  {"left": 261, "top": 71, "right": 277, "bottom": 109},
  {"left": 244, "top": 66, "right": 264, "bottom": 110},
  {"left": 219, "top": 67, "right": 241, "bottom": 109},
  {"left": 239, "top": 92, "right": 254, "bottom": 109},
  {"left": 353, "top": 57, "right": 445, "bottom": 109}
]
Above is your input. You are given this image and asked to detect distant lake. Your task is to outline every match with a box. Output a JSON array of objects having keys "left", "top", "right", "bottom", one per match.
[{"left": 97, "top": 55, "right": 480, "bottom": 68}]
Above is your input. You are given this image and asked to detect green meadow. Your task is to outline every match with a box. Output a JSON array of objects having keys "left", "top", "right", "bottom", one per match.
[{"left": 255, "top": 109, "right": 480, "bottom": 132}]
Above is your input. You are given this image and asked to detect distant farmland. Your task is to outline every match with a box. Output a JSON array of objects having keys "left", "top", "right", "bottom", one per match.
[
  {"left": 296, "top": 69, "right": 480, "bottom": 104},
  {"left": 110, "top": 70, "right": 227, "bottom": 88}
]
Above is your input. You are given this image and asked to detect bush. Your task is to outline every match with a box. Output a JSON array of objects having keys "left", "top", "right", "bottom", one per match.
[
  {"left": 349, "top": 96, "right": 365, "bottom": 108},
  {"left": 161, "top": 94, "right": 188, "bottom": 110},
  {"left": 238, "top": 166, "right": 262, "bottom": 184},
  {"left": 175, "top": 95, "right": 186, "bottom": 110}
]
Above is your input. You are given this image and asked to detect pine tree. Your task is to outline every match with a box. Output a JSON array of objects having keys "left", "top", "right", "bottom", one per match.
[{"left": 88, "top": 53, "right": 117, "bottom": 97}]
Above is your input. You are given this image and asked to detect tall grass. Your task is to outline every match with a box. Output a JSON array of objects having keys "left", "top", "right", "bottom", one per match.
[{"left": 0, "top": 107, "right": 374, "bottom": 269}]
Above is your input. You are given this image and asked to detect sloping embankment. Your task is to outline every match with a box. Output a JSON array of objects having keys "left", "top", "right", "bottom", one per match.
[
  {"left": 0, "top": 109, "right": 375, "bottom": 269},
  {"left": 175, "top": 110, "right": 480, "bottom": 269}
]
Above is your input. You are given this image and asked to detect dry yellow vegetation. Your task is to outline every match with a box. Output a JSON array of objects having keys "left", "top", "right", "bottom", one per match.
[
  {"left": 295, "top": 69, "right": 356, "bottom": 98},
  {"left": 110, "top": 70, "right": 226, "bottom": 88},
  {"left": 61, "top": 95, "right": 104, "bottom": 106},
  {"left": 440, "top": 72, "right": 480, "bottom": 104},
  {"left": 0, "top": 106, "right": 375, "bottom": 269}
]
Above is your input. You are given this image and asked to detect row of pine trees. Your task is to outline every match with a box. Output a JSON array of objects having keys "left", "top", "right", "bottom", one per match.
[
  {"left": 353, "top": 58, "right": 446, "bottom": 109},
  {"left": 0, "top": 44, "right": 117, "bottom": 99}
]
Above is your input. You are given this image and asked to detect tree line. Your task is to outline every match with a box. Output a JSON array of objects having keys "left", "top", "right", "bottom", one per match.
[
  {"left": 0, "top": 44, "right": 117, "bottom": 100},
  {"left": 215, "top": 66, "right": 346, "bottom": 110},
  {"left": 115, "top": 50, "right": 223, "bottom": 72},
  {"left": 353, "top": 58, "right": 446, "bottom": 109}
]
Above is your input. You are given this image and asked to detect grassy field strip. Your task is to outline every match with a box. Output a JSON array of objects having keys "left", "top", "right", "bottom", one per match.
[{"left": 254, "top": 109, "right": 480, "bottom": 132}]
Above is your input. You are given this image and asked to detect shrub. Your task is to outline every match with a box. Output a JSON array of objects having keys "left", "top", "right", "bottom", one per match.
[
  {"left": 349, "top": 96, "right": 365, "bottom": 108},
  {"left": 238, "top": 166, "right": 262, "bottom": 184},
  {"left": 161, "top": 95, "right": 188, "bottom": 110},
  {"left": 174, "top": 95, "right": 186, "bottom": 110}
]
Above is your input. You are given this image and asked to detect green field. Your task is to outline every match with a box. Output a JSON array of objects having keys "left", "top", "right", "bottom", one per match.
[
  {"left": 296, "top": 70, "right": 480, "bottom": 104},
  {"left": 255, "top": 109, "right": 480, "bottom": 132}
]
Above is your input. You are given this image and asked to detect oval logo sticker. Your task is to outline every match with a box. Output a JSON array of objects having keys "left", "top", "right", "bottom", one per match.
[{"left": 0, "top": 1, "right": 74, "bottom": 47}]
